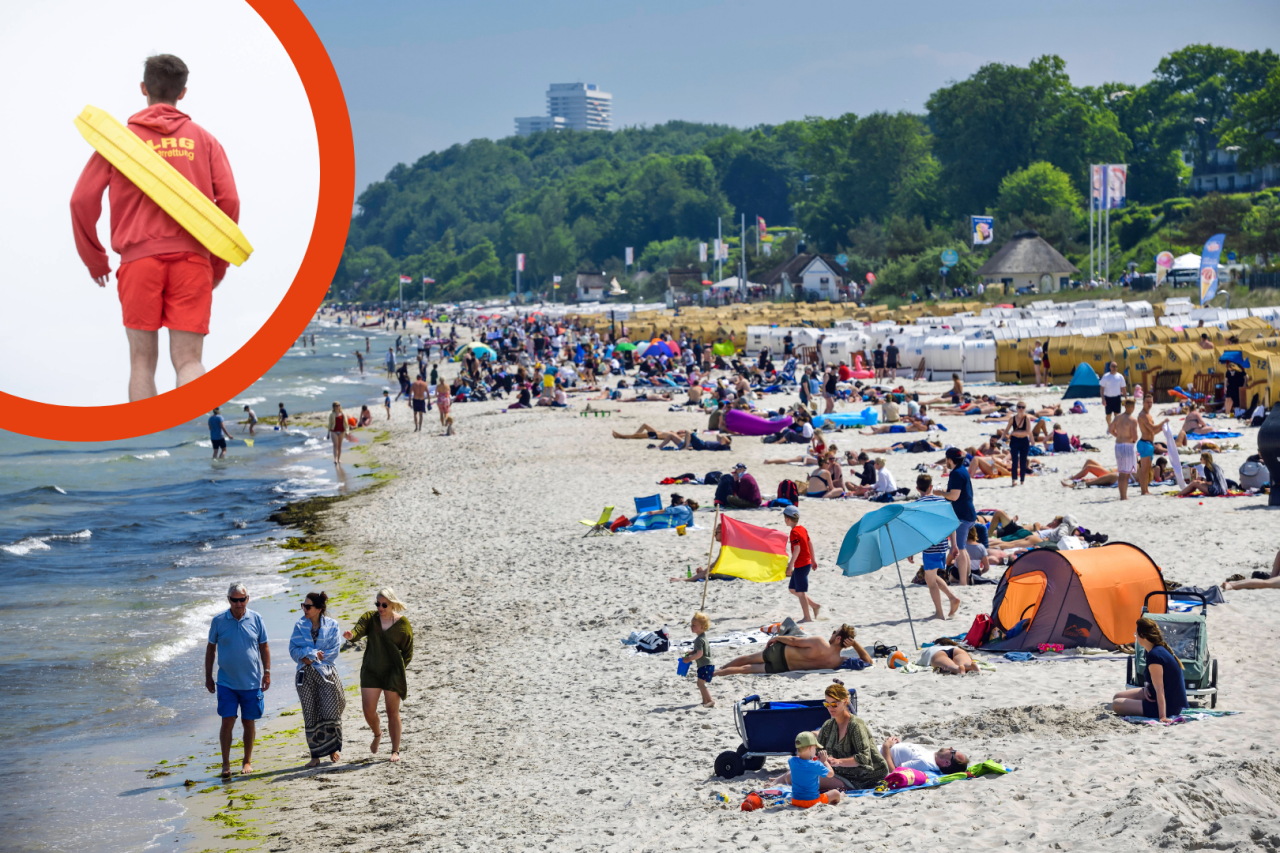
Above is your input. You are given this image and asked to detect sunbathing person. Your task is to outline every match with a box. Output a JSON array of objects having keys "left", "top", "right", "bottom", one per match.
[
  {"left": 970, "top": 455, "right": 1011, "bottom": 479},
  {"left": 717, "top": 624, "right": 871, "bottom": 675},
  {"left": 862, "top": 439, "right": 943, "bottom": 454},
  {"left": 666, "top": 430, "right": 733, "bottom": 451},
  {"left": 857, "top": 420, "right": 930, "bottom": 435},
  {"left": 765, "top": 452, "right": 824, "bottom": 465},
  {"left": 612, "top": 424, "right": 681, "bottom": 441},
  {"left": 1177, "top": 406, "right": 1213, "bottom": 445},
  {"left": 1223, "top": 549, "right": 1280, "bottom": 590},
  {"left": 917, "top": 639, "right": 979, "bottom": 674},
  {"left": 1060, "top": 458, "right": 1116, "bottom": 486},
  {"left": 806, "top": 459, "right": 843, "bottom": 499},
  {"left": 881, "top": 737, "right": 969, "bottom": 774},
  {"left": 996, "top": 514, "right": 1080, "bottom": 548}
]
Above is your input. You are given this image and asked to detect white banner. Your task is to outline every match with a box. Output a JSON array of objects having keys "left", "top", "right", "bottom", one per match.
[
  {"left": 624, "top": 246, "right": 633, "bottom": 265},
  {"left": 516, "top": 253, "right": 525, "bottom": 272},
  {"left": 699, "top": 242, "right": 708, "bottom": 263}
]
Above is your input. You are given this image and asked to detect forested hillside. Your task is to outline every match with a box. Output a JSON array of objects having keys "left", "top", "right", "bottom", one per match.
[{"left": 335, "top": 45, "right": 1280, "bottom": 303}]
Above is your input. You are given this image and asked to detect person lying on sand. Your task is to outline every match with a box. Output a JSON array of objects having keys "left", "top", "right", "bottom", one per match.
[
  {"left": 1060, "top": 458, "right": 1117, "bottom": 486},
  {"left": 717, "top": 624, "right": 871, "bottom": 675},
  {"left": 613, "top": 424, "right": 681, "bottom": 442},
  {"left": 858, "top": 421, "right": 930, "bottom": 435},
  {"left": 881, "top": 737, "right": 969, "bottom": 773},
  {"left": 1223, "top": 549, "right": 1280, "bottom": 590},
  {"left": 862, "top": 439, "right": 942, "bottom": 454},
  {"left": 917, "top": 639, "right": 979, "bottom": 674},
  {"left": 664, "top": 430, "right": 733, "bottom": 451}
]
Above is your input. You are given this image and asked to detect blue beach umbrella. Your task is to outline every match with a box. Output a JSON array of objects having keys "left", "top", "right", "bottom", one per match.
[
  {"left": 835, "top": 501, "right": 959, "bottom": 648},
  {"left": 1218, "top": 351, "right": 1250, "bottom": 368}
]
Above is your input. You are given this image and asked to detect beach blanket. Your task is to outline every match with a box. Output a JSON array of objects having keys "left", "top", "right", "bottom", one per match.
[
  {"left": 1187, "top": 431, "right": 1242, "bottom": 439},
  {"left": 1123, "top": 710, "right": 1241, "bottom": 726},
  {"left": 843, "top": 760, "right": 1015, "bottom": 798}
]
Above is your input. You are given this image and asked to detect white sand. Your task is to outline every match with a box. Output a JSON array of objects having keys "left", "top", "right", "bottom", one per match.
[{"left": 212, "top": 366, "right": 1280, "bottom": 852}]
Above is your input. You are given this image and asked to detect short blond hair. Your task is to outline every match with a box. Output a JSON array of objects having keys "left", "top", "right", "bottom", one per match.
[{"left": 691, "top": 611, "right": 710, "bottom": 632}]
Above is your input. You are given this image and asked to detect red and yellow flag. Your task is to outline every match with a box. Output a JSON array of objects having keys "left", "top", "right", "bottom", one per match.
[{"left": 712, "top": 515, "right": 789, "bottom": 583}]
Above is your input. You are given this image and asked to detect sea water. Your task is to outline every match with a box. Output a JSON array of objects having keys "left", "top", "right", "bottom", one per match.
[{"left": 0, "top": 319, "right": 438, "bottom": 851}]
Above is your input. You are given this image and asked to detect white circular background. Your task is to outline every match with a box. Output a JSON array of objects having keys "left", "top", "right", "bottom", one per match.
[{"left": 0, "top": 0, "right": 320, "bottom": 406}]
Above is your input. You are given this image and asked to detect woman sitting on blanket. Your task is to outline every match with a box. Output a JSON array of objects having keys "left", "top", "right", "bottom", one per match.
[
  {"left": 1110, "top": 618, "right": 1187, "bottom": 722},
  {"left": 1177, "top": 405, "right": 1214, "bottom": 445},
  {"left": 918, "top": 638, "right": 980, "bottom": 674},
  {"left": 772, "top": 682, "right": 889, "bottom": 791},
  {"left": 1178, "top": 452, "right": 1228, "bottom": 497},
  {"left": 806, "top": 455, "right": 844, "bottom": 498}
]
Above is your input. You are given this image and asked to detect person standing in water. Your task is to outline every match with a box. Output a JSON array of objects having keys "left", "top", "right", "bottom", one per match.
[
  {"left": 208, "top": 407, "right": 233, "bottom": 459},
  {"left": 326, "top": 402, "right": 347, "bottom": 465},
  {"left": 343, "top": 588, "right": 414, "bottom": 762}
]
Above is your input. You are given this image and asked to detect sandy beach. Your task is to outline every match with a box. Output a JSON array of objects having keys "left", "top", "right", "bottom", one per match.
[{"left": 184, "top": 354, "right": 1280, "bottom": 853}]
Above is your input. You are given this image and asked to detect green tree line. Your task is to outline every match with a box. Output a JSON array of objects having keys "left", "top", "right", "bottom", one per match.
[{"left": 335, "top": 44, "right": 1279, "bottom": 303}]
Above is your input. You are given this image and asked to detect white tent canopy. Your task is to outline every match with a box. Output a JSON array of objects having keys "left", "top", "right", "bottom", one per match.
[
  {"left": 710, "top": 275, "right": 762, "bottom": 290},
  {"left": 1170, "top": 253, "right": 1202, "bottom": 270}
]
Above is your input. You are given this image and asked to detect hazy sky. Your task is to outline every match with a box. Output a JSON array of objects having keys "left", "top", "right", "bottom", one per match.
[{"left": 300, "top": 0, "right": 1280, "bottom": 196}]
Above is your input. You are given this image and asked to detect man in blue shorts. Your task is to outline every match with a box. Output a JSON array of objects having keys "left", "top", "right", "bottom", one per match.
[
  {"left": 943, "top": 447, "right": 977, "bottom": 587},
  {"left": 910, "top": 474, "right": 962, "bottom": 619},
  {"left": 208, "top": 407, "right": 233, "bottom": 459},
  {"left": 205, "top": 582, "right": 270, "bottom": 778}
]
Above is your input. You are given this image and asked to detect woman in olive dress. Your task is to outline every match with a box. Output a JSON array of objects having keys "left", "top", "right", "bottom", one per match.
[{"left": 343, "top": 587, "right": 413, "bottom": 761}]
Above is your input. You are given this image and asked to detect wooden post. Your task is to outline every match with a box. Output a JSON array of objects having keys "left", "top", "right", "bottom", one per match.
[{"left": 699, "top": 508, "right": 721, "bottom": 611}]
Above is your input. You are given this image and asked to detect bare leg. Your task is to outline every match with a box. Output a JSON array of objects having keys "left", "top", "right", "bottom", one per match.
[
  {"left": 1138, "top": 455, "right": 1152, "bottom": 496},
  {"left": 792, "top": 588, "right": 814, "bottom": 622},
  {"left": 169, "top": 330, "right": 207, "bottom": 388},
  {"left": 925, "top": 569, "right": 960, "bottom": 619},
  {"left": 1223, "top": 576, "right": 1280, "bottom": 590},
  {"left": 697, "top": 678, "right": 714, "bottom": 707},
  {"left": 361, "top": 687, "right": 383, "bottom": 753},
  {"left": 125, "top": 328, "right": 160, "bottom": 401},
  {"left": 951, "top": 648, "right": 979, "bottom": 674},
  {"left": 1111, "top": 687, "right": 1146, "bottom": 715},
  {"left": 384, "top": 690, "right": 403, "bottom": 760},
  {"left": 218, "top": 716, "right": 236, "bottom": 777},
  {"left": 930, "top": 650, "right": 963, "bottom": 674},
  {"left": 240, "top": 719, "right": 256, "bottom": 774}
]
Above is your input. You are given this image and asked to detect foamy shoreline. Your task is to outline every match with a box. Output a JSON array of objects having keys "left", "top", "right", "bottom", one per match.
[{"left": 181, "top": 348, "right": 1280, "bottom": 852}]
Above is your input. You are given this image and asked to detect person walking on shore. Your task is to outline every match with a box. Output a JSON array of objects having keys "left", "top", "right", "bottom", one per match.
[
  {"left": 205, "top": 583, "right": 270, "bottom": 779},
  {"left": 410, "top": 373, "right": 429, "bottom": 432},
  {"left": 208, "top": 407, "right": 233, "bottom": 459},
  {"left": 289, "top": 591, "right": 344, "bottom": 768},
  {"left": 326, "top": 402, "right": 347, "bottom": 466},
  {"left": 343, "top": 588, "right": 414, "bottom": 762}
]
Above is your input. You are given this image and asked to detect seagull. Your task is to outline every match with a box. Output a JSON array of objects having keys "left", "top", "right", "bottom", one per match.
[
  {"left": 1108, "top": 90, "right": 1131, "bottom": 101},
  {"left": 1194, "top": 117, "right": 1208, "bottom": 124},
  {"left": 1225, "top": 145, "right": 1241, "bottom": 152}
]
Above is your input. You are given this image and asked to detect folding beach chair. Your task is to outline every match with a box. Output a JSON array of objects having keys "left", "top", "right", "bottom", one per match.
[
  {"left": 634, "top": 494, "right": 662, "bottom": 515},
  {"left": 580, "top": 505, "right": 615, "bottom": 537}
]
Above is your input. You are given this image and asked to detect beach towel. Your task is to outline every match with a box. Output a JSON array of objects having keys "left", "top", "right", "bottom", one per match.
[
  {"left": 1188, "top": 431, "right": 1242, "bottom": 439},
  {"left": 1122, "top": 710, "right": 1240, "bottom": 726}
]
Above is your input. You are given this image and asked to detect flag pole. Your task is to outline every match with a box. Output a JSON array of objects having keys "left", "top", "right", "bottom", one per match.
[
  {"left": 883, "top": 527, "right": 918, "bottom": 649},
  {"left": 699, "top": 508, "right": 721, "bottom": 611}
]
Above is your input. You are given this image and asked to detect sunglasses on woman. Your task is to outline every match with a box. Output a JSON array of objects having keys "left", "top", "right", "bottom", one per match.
[
  {"left": 301, "top": 602, "right": 315, "bottom": 610},
  {"left": 376, "top": 601, "right": 389, "bottom": 609}
]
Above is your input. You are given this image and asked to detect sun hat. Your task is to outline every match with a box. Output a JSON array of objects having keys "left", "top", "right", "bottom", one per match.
[{"left": 795, "top": 731, "right": 820, "bottom": 749}]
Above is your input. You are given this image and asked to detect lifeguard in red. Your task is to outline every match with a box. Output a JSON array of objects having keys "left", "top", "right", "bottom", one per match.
[{"left": 69, "top": 54, "right": 240, "bottom": 400}]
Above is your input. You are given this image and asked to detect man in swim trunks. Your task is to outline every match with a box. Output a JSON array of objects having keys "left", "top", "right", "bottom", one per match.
[
  {"left": 1099, "top": 362, "right": 1127, "bottom": 427},
  {"left": 410, "top": 373, "right": 430, "bottom": 432},
  {"left": 71, "top": 54, "right": 240, "bottom": 402},
  {"left": 208, "top": 407, "right": 233, "bottom": 459},
  {"left": 717, "top": 624, "right": 871, "bottom": 675},
  {"left": 1137, "top": 395, "right": 1169, "bottom": 496},
  {"left": 1108, "top": 397, "right": 1139, "bottom": 501}
]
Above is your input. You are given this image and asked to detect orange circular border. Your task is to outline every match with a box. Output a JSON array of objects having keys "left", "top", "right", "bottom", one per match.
[{"left": 1, "top": 0, "right": 354, "bottom": 441}]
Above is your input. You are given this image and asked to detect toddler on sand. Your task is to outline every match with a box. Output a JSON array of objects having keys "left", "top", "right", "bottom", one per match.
[{"left": 681, "top": 612, "right": 715, "bottom": 708}]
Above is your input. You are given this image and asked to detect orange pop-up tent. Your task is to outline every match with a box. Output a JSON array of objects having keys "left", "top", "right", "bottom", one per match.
[{"left": 984, "top": 543, "right": 1166, "bottom": 651}]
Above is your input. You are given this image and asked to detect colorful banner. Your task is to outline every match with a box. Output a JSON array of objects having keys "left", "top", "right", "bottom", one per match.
[
  {"left": 422, "top": 276, "right": 435, "bottom": 284},
  {"left": 552, "top": 274, "right": 561, "bottom": 289},
  {"left": 699, "top": 242, "right": 708, "bottom": 263},
  {"left": 712, "top": 515, "right": 788, "bottom": 582},
  {"left": 757, "top": 216, "right": 767, "bottom": 239},
  {"left": 1105, "top": 164, "right": 1128, "bottom": 209},
  {"left": 1154, "top": 251, "right": 1173, "bottom": 286},
  {"left": 516, "top": 253, "right": 525, "bottom": 272},
  {"left": 1199, "top": 233, "right": 1226, "bottom": 306},
  {"left": 624, "top": 246, "right": 633, "bottom": 265},
  {"left": 971, "top": 215, "right": 993, "bottom": 245},
  {"left": 398, "top": 275, "right": 411, "bottom": 284},
  {"left": 1091, "top": 165, "right": 1105, "bottom": 210}
]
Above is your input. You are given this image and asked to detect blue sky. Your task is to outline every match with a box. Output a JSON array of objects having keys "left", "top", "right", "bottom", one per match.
[{"left": 298, "top": 0, "right": 1280, "bottom": 197}]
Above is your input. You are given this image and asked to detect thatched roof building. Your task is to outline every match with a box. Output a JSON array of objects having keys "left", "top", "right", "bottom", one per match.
[{"left": 976, "top": 230, "right": 1080, "bottom": 293}]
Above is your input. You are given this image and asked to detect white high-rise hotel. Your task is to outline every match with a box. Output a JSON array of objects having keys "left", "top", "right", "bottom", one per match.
[{"left": 515, "top": 83, "right": 612, "bottom": 136}]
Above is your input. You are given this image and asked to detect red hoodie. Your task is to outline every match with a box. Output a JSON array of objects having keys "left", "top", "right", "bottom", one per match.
[{"left": 70, "top": 104, "right": 239, "bottom": 282}]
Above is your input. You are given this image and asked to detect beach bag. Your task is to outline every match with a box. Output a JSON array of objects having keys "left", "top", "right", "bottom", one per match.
[
  {"left": 777, "top": 479, "right": 800, "bottom": 504},
  {"left": 636, "top": 627, "right": 670, "bottom": 655},
  {"left": 885, "top": 768, "right": 929, "bottom": 789},
  {"left": 704, "top": 471, "right": 723, "bottom": 485},
  {"left": 609, "top": 515, "right": 631, "bottom": 532},
  {"left": 964, "top": 614, "right": 992, "bottom": 648},
  {"left": 1239, "top": 460, "right": 1269, "bottom": 490}
]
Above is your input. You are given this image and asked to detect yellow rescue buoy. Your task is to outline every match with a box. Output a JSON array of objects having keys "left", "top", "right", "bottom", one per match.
[{"left": 74, "top": 105, "right": 252, "bottom": 266}]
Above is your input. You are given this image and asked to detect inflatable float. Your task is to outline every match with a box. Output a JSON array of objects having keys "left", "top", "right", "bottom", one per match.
[
  {"left": 849, "top": 354, "right": 874, "bottom": 380},
  {"left": 74, "top": 105, "right": 253, "bottom": 266},
  {"left": 810, "top": 409, "right": 879, "bottom": 429},
  {"left": 723, "top": 409, "right": 793, "bottom": 436}
]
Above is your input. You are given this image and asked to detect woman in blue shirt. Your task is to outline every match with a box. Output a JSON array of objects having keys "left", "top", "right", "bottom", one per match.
[
  {"left": 289, "top": 591, "right": 345, "bottom": 767},
  {"left": 1111, "top": 618, "right": 1187, "bottom": 722}
]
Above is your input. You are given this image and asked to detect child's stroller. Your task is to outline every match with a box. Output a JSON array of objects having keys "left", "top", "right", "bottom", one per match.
[
  {"left": 1126, "top": 590, "right": 1218, "bottom": 708},
  {"left": 714, "top": 691, "right": 855, "bottom": 779}
]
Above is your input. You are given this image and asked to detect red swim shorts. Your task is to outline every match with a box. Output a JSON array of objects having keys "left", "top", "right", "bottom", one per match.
[{"left": 117, "top": 252, "right": 214, "bottom": 334}]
